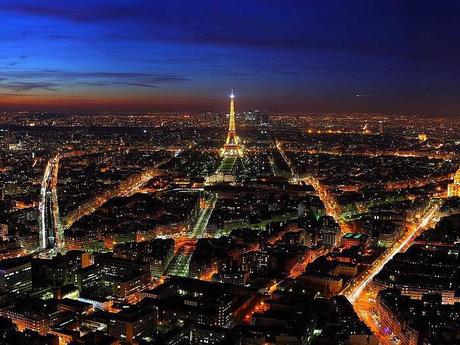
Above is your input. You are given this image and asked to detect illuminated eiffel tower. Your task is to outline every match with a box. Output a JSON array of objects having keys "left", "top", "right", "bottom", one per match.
[{"left": 221, "top": 90, "right": 243, "bottom": 157}]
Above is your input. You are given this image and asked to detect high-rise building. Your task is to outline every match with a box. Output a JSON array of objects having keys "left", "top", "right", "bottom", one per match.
[
  {"left": 257, "top": 109, "right": 269, "bottom": 126},
  {"left": 221, "top": 90, "right": 243, "bottom": 157}
]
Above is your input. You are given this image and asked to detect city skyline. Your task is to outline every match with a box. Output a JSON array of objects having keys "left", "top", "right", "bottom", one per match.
[
  {"left": 1, "top": 87, "right": 460, "bottom": 345},
  {"left": 1, "top": 1, "right": 460, "bottom": 115},
  {"left": 1, "top": 3, "right": 460, "bottom": 345}
]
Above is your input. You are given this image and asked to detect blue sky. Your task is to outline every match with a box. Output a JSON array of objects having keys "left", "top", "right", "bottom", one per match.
[{"left": 1, "top": 0, "right": 459, "bottom": 114}]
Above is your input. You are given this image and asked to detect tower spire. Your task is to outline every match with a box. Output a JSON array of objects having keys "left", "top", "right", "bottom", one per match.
[{"left": 221, "top": 90, "right": 242, "bottom": 157}]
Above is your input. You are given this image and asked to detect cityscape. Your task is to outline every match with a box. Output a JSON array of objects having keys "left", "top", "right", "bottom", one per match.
[{"left": 1, "top": 2, "right": 460, "bottom": 345}]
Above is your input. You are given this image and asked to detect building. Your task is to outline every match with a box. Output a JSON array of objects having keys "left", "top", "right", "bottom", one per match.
[
  {"left": 242, "top": 243, "right": 305, "bottom": 276},
  {"left": 0, "top": 223, "right": 8, "bottom": 238},
  {"left": 257, "top": 110, "right": 269, "bottom": 126},
  {"left": 94, "top": 253, "right": 151, "bottom": 300},
  {"left": 113, "top": 238, "right": 174, "bottom": 277},
  {"left": 190, "top": 326, "right": 232, "bottom": 345},
  {"left": 212, "top": 260, "right": 249, "bottom": 286},
  {"left": 1, "top": 299, "right": 60, "bottom": 335},
  {"left": 298, "top": 202, "right": 308, "bottom": 218},
  {"left": 330, "top": 263, "right": 358, "bottom": 278},
  {"left": 57, "top": 298, "right": 93, "bottom": 315},
  {"left": 94, "top": 253, "right": 150, "bottom": 282},
  {"left": 142, "top": 277, "right": 252, "bottom": 328},
  {"left": 244, "top": 290, "right": 318, "bottom": 344},
  {"left": 87, "top": 302, "right": 156, "bottom": 344},
  {"left": 377, "top": 225, "right": 402, "bottom": 248},
  {"left": 375, "top": 290, "right": 420, "bottom": 345},
  {"left": 448, "top": 168, "right": 460, "bottom": 197},
  {"left": 341, "top": 233, "right": 369, "bottom": 249},
  {"left": 299, "top": 274, "right": 343, "bottom": 297},
  {"left": 0, "top": 257, "right": 33, "bottom": 299},
  {"left": 303, "top": 230, "right": 318, "bottom": 248},
  {"left": 112, "top": 271, "right": 151, "bottom": 299},
  {"left": 0, "top": 237, "right": 24, "bottom": 259},
  {"left": 321, "top": 226, "right": 340, "bottom": 247},
  {"left": 74, "top": 265, "right": 101, "bottom": 292},
  {"left": 372, "top": 243, "right": 459, "bottom": 305},
  {"left": 35, "top": 250, "right": 91, "bottom": 288}
]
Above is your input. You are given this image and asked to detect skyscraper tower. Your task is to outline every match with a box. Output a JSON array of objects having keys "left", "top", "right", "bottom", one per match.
[{"left": 221, "top": 90, "right": 243, "bottom": 157}]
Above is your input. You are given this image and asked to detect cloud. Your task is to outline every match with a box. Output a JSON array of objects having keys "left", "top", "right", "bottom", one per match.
[
  {"left": 0, "top": 69, "right": 189, "bottom": 92},
  {"left": 0, "top": 1, "right": 390, "bottom": 56},
  {"left": 0, "top": 82, "right": 58, "bottom": 92},
  {"left": 2, "top": 1, "right": 460, "bottom": 64},
  {"left": 118, "top": 82, "right": 158, "bottom": 88},
  {"left": 80, "top": 81, "right": 159, "bottom": 89},
  {"left": 3, "top": 55, "right": 27, "bottom": 67},
  {"left": 2, "top": 70, "right": 187, "bottom": 82},
  {"left": 0, "top": 92, "right": 36, "bottom": 97},
  {"left": 2, "top": 1, "right": 460, "bottom": 115}
]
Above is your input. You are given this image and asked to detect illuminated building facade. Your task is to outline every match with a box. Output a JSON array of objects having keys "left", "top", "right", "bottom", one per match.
[
  {"left": 0, "top": 258, "right": 32, "bottom": 298},
  {"left": 341, "top": 232, "right": 369, "bottom": 249},
  {"left": 84, "top": 302, "right": 156, "bottom": 343},
  {"left": 1, "top": 300, "right": 60, "bottom": 335},
  {"left": 447, "top": 168, "right": 460, "bottom": 197},
  {"left": 221, "top": 90, "right": 243, "bottom": 157}
]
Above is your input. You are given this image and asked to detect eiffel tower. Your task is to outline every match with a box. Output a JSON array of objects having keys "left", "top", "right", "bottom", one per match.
[{"left": 221, "top": 90, "right": 243, "bottom": 157}]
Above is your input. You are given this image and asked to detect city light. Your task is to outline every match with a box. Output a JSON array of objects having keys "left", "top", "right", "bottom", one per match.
[{"left": 0, "top": 2, "right": 458, "bottom": 345}]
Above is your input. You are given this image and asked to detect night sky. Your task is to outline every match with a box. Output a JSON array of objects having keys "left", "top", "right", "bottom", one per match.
[{"left": 1, "top": 0, "right": 459, "bottom": 115}]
